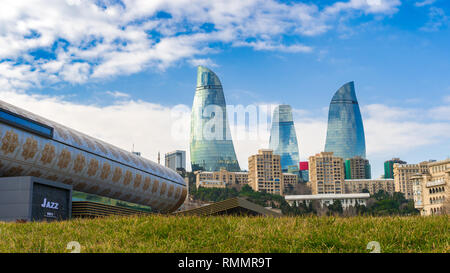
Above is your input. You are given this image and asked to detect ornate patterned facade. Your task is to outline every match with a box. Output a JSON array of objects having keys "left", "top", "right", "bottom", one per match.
[{"left": 0, "top": 100, "right": 187, "bottom": 213}]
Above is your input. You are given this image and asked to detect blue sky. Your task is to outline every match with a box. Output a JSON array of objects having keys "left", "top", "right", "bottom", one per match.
[{"left": 0, "top": 0, "right": 449, "bottom": 177}]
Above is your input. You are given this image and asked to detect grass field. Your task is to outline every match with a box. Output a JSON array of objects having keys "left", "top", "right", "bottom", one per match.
[{"left": 0, "top": 215, "right": 448, "bottom": 253}]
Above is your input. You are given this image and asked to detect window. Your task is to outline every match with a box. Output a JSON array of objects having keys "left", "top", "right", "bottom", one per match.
[{"left": 0, "top": 108, "right": 53, "bottom": 138}]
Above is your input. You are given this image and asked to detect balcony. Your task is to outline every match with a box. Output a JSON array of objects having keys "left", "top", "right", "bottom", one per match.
[{"left": 426, "top": 180, "right": 446, "bottom": 187}]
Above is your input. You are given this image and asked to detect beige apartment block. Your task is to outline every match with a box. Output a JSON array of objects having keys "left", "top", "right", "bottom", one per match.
[
  {"left": 344, "top": 179, "right": 395, "bottom": 195},
  {"left": 248, "top": 149, "right": 283, "bottom": 195},
  {"left": 412, "top": 159, "right": 449, "bottom": 216},
  {"left": 196, "top": 180, "right": 226, "bottom": 189},
  {"left": 195, "top": 168, "right": 249, "bottom": 189},
  {"left": 345, "top": 156, "right": 371, "bottom": 179},
  {"left": 310, "top": 152, "right": 345, "bottom": 195},
  {"left": 394, "top": 161, "right": 429, "bottom": 199},
  {"left": 283, "top": 173, "right": 298, "bottom": 187}
]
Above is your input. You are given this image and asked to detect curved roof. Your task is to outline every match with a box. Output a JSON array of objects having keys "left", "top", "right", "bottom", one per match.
[
  {"left": 331, "top": 81, "right": 357, "bottom": 103},
  {"left": 197, "top": 66, "right": 222, "bottom": 87},
  {"left": 272, "top": 104, "right": 293, "bottom": 122},
  {"left": 0, "top": 99, "right": 185, "bottom": 186}
]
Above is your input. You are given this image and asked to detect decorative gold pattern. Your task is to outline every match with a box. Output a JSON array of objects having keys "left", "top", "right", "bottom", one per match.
[
  {"left": 73, "top": 154, "right": 85, "bottom": 173},
  {"left": 160, "top": 182, "right": 167, "bottom": 195},
  {"left": 63, "top": 178, "right": 73, "bottom": 185},
  {"left": 100, "top": 162, "right": 111, "bottom": 180},
  {"left": 70, "top": 132, "right": 83, "bottom": 146},
  {"left": 89, "top": 185, "right": 99, "bottom": 193},
  {"left": 152, "top": 180, "right": 159, "bottom": 193},
  {"left": 169, "top": 188, "right": 188, "bottom": 212},
  {"left": 29, "top": 170, "right": 42, "bottom": 177},
  {"left": 40, "top": 144, "right": 55, "bottom": 164},
  {"left": 47, "top": 175, "right": 58, "bottom": 181},
  {"left": 22, "top": 137, "right": 38, "bottom": 160},
  {"left": 5, "top": 166, "right": 24, "bottom": 176},
  {"left": 168, "top": 184, "right": 174, "bottom": 198},
  {"left": 84, "top": 137, "right": 96, "bottom": 151},
  {"left": 112, "top": 167, "right": 122, "bottom": 183},
  {"left": 56, "top": 127, "right": 69, "bottom": 140},
  {"left": 133, "top": 174, "right": 142, "bottom": 188},
  {"left": 1, "top": 130, "right": 19, "bottom": 154},
  {"left": 75, "top": 182, "right": 87, "bottom": 190},
  {"left": 57, "top": 149, "right": 71, "bottom": 169},
  {"left": 87, "top": 158, "right": 99, "bottom": 176},
  {"left": 123, "top": 170, "right": 132, "bottom": 185},
  {"left": 119, "top": 151, "right": 130, "bottom": 163},
  {"left": 143, "top": 177, "right": 151, "bottom": 191},
  {"left": 95, "top": 141, "right": 108, "bottom": 155}
]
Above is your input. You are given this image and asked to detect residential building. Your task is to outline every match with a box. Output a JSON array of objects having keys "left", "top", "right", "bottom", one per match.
[
  {"left": 384, "top": 158, "right": 407, "bottom": 179},
  {"left": 283, "top": 173, "right": 298, "bottom": 188},
  {"left": 344, "top": 156, "right": 371, "bottom": 179},
  {"left": 248, "top": 149, "right": 283, "bottom": 195},
  {"left": 165, "top": 150, "right": 186, "bottom": 172},
  {"left": 412, "top": 159, "right": 449, "bottom": 215},
  {"left": 196, "top": 180, "right": 226, "bottom": 189},
  {"left": 344, "top": 179, "right": 395, "bottom": 195},
  {"left": 394, "top": 161, "right": 430, "bottom": 199},
  {"left": 285, "top": 193, "right": 370, "bottom": 210},
  {"left": 309, "top": 152, "right": 345, "bottom": 195},
  {"left": 324, "top": 81, "right": 366, "bottom": 160},
  {"left": 195, "top": 169, "right": 248, "bottom": 188},
  {"left": 269, "top": 105, "right": 300, "bottom": 171},
  {"left": 190, "top": 66, "right": 240, "bottom": 172}
]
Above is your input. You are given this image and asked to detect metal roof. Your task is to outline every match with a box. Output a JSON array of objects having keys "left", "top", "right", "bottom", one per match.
[
  {"left": 285, "top": 193, "right": 370, "bottom": 201},
  {"left": 173, "top": 197, "right": 282, "bottom": 217}
]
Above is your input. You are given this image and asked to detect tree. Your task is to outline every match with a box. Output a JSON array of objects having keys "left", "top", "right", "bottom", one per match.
[{"left": 328, "top": 200, "right": 343, "bottom": 215}]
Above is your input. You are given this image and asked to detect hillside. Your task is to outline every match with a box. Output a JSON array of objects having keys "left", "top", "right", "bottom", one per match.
[{"left": 0, "top": 215, "right": 448, "bottom": 253}]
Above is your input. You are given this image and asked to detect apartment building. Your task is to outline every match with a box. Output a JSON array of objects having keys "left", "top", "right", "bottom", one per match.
[
  {"left": 309, "top": 152, "right": 345, "bottom": 195},
  {"left": 344, "top": 179, "right": 395, "bottom": 195},
  {"left": 195, "top": 168, "right": 248, "bottom": 189},
  {"left": 412, "top": 159, "right": 449, "bottom": 215},
  {"left": 248, "top": 149, "right": 283, "bottom": 195},
  {"left": 394, "top": 161, "right": 430, "bottom": 199}
]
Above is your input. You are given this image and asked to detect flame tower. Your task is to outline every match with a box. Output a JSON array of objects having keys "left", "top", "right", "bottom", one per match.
[
  {"left": 324, "top": 81, "right": 366, "bottom": 160},
  {"left": 190, "top": 66, "right": 240, "bottom": 172},
  {"left": 269, "top": 105, "right": 300, "bottom": 171}
]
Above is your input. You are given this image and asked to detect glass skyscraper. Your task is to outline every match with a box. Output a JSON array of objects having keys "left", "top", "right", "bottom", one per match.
[
  {"left": 324, "top": 81, "right": 366, "bottom": 160},
  {"left": 269, "top": 105, "right": 300, "bottom": 171},
  {"left": 190, "top": 66, "right": 240, "bottom": 172}
]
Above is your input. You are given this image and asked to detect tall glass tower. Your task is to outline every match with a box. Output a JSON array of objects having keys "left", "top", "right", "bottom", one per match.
[
  {"left": 269, "top": 105, "right": 300, "bottom": 171},
  {"left": 324, "top": 81, "right": 366, "bottom": 160},
  {"left": 190, "top": 66, "right": 240, "bottom": 172}
]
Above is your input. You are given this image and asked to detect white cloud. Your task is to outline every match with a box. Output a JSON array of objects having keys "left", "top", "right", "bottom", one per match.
[
  {"left": 0, "top": 0, "right": 402, "bottom": 88},
  {"left": 420, "top": 7, "right": 448, "bottom": 32},
  {"left": 415, "top": 0, "right": 436, "bottom": 7},
  {"left": 444, "top": 95, "right": 450, "bottom": 103},
  {"left": 105, "top": 90, "right": 130, "bottom": 98},
  {"left": 188, "top": 58, "right": 218, "bottom": 68}
]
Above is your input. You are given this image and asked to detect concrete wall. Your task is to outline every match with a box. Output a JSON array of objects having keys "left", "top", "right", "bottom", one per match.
[{"left": 0, "top": 176, "right": 72, "bottom": 222}]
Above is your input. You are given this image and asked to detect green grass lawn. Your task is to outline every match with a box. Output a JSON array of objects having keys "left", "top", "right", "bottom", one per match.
[{"left": 0, "top": 215, "right": 448, "bottom": 253}]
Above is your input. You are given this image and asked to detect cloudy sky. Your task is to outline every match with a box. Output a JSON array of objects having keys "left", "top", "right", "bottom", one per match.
[{"left": 1, "top": 0, "right": 449, "bottom": 177}]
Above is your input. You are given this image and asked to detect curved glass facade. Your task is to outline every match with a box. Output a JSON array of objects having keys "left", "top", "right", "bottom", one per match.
[
  {"left": 190, "top": 66, "right": 240, "bottom": 172},
  {"left": 269, "top": 105, "right": 300, "bottom": 171},
  {"left": 324, "top": 81, "right": 366, "bottom": 160}
]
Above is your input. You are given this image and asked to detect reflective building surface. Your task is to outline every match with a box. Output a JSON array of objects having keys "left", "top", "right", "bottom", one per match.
[
  {"left": 324, "top": 81, "right": 366, "bottom": 160},
  {"left": 190, "top": 66, "right": 240, "bottom": 172},
  {"left": 0, "top": 100, "right": 187, "bottom": 213},
  {"left": 269, "top": 105, "right": 300, "bottom": 171}
]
